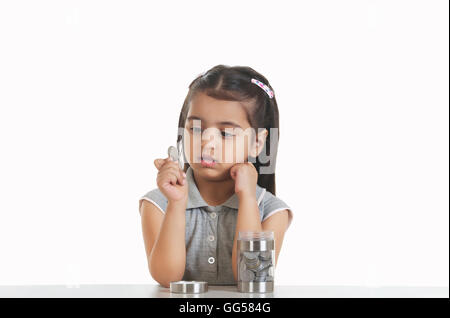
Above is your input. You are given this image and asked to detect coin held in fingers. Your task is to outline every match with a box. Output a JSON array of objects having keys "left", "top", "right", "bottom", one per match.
[
  {"left": 168, "top": 145, "right": 184, "bottom": 170},
  {"left": 168, "top": 146, "right": 179, "bottom": 162}
]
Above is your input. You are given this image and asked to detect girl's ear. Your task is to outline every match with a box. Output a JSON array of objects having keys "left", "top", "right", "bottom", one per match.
[{"left": 249, "top": 128, "right": 268, "bottom": 158}]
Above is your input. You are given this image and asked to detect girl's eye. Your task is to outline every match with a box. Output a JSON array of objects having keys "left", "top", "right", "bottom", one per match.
[
  {"left": 190, "top": 127, "right": 202, "bottom": 133},
  {"left": 221, "top": 131, "right": 235, "bottom": 138}
]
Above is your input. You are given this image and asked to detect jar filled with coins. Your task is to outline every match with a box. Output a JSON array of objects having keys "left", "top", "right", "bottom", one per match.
[{"left": 237, "top": 231, "right": 275, "bottom": 293}]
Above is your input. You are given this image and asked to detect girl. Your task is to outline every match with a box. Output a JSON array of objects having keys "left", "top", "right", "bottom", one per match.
[{"left": 139, "top": 65, "right": 293, "bottom": 287}]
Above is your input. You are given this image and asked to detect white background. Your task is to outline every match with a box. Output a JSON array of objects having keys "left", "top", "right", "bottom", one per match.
[{"left": 0, "top": 0, "right": 448, "bottom": 287}]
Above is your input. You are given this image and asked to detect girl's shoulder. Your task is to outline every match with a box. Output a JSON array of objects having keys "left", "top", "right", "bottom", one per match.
[
  {"left": 258, "top": 187, "right": 294, "bottom": 229},
  {"left": 138, "top": 188, "right": 167, "bottom": 215}
]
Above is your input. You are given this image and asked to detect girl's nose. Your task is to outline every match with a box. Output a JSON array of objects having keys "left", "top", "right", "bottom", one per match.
[
  {"left": 201, "top": 127, "right": 222, "bottom": 155},
  {"left": 201, "top": 128, "right": 220, "bottom": 146},
  {"left": 201, "top": 138, "right": 216, "bottom": 153}
]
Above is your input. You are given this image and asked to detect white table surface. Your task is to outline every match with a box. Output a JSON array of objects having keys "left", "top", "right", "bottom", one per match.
[{"left": 0, "top": 284, "right": 447, "bottom": 298}]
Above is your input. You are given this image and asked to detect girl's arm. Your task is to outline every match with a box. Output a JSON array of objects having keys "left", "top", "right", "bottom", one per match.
[
  {"left": 140, "top": 157, "right": 188, "bottom": 288},
  {"left": 230, "top": 163, "right": 290, "bottom": 282},
  {"left": 141, "top": 199, "right": 187, "bottom": 288}
]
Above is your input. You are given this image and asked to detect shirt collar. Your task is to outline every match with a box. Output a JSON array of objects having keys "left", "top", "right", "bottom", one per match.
[{"left": 185, "top": 166, "right": 265, "bottom": 210}]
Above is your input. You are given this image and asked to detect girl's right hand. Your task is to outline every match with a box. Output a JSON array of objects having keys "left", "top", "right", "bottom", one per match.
[{"left": 154, "top": 157, "right": 188, "bottom": 203}]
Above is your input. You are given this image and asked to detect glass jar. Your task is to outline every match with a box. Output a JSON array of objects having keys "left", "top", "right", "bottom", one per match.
[{"left": 237, "top": 231, "right": 275, "bottom": 293}]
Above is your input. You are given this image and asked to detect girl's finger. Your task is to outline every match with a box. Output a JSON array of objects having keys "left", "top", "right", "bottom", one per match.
[
  {"left": 162, "top": 166, "right": 184, "bottom": 185},
  {"left": 178, "top": 166, "right": 187, "bottom": 179},
  {"left": 158, "top": 169, "right": 177, "bottom": 185},
  {"left": 154, "top": 156, "right": 176, "bottom": 170},
  {"left": 167, "top": 173, "right": 177, "bottom": 186},
  {"left": 229, "top": 165, "right": 238, "bottom": 180},
  {"left": 154, "top": 158, "right": 165, "bottom": 170},
  {"left": 178, "top": 168, "right": 187, "bottom": 185}
]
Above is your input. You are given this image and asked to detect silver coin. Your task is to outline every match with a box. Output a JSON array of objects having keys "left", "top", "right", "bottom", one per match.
[
  {"left": 261, "top": 259, "right": 272, "bottom": 269},
  {"left": 244, "top": 255, "right": 259, "bottom": 262},
  {"left": 243, "top": 251, "right": 259, "bottom": 260},
  {"left": 239, "top": 257, "right": 246, "bottom": 273},
  {"left": 255, "top": 266, "right": 270, "bottom": 276},
  {"left": 167, "top": 146, "right": 179, "bottom": 162},
  {"left": 259, "top": 251, "right": 272, "bottom": 261},
  {"left": 243, "top": 261, "right": 258, "bottom": 268},
  {"left": 241, "top": 269, "right": 255, "bottom": 282},
  {"left": 252, "top": 259, "right": 271, "bottom": 272},
  {"left": 244, "top": 257, "right": 259, "bottom": 266},
  {"left": 243, "top": 253, "right": 260, "bottom": 265},
  {"left": 245, "top": 258, "right": 261, "bottom": 270}
]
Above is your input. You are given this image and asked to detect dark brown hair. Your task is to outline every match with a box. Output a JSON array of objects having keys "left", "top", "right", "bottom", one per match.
[{"left": 176, "top": 65, "right": 280, "bottom": 195}]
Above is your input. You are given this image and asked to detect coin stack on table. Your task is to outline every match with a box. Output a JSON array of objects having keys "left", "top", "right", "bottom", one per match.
[{"left": 237, "top": 231, "right": 275, "bottom": 293}]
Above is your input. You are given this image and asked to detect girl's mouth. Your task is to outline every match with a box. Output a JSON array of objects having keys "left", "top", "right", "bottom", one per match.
[{"left": 200, "top": 155, "right": 217, "bottom": 168}]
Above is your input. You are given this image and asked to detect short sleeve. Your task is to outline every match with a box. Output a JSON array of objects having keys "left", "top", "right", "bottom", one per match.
[
  {"left": 259, "top": 190, "right": 293, "bottom": 229},
  {"left": 138, "top": 188, "right": 168, "bottom": 215}
]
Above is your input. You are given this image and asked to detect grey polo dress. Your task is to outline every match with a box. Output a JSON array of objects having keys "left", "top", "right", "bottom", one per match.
[{"left": 139, "top": 166, "right": 293, "bottom": 285}]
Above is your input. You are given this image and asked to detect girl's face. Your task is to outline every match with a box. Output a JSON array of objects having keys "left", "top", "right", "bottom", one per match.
[{"left": 183, "top": 92, "right": 266, "bottom": 181}]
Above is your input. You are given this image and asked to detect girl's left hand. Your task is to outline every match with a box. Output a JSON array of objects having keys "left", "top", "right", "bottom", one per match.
[{"left": 230, "top": 162, "right": 258, "bottom": 199}]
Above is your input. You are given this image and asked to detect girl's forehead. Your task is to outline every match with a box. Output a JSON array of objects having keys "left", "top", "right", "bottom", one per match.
[{"left": 187, "top": 93, "right": 251, "bottom": 128}]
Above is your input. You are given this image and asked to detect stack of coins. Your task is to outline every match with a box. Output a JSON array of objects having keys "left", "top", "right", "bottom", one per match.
[{"left": 238, "top": 250, "right": 274, "bottom": 283}]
